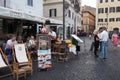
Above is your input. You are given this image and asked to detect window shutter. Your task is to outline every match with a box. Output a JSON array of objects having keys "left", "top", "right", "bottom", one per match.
[
  {"left": 50, "top": 9, "right": 52, "bottom": 17},
  {"left": 54, "top": 9, "right": 57, "bottom": 17}
]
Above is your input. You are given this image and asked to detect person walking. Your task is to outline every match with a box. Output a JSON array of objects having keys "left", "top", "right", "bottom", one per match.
[
  {"left": 112, "top": 32, "right": 119, "bottom": 49},
  {"left": 72, "top": 31, "right": 80, "bottom": 55},
  {"left": 99, "top": 27, "right": 109, "bottom": 59},
  {"left": 93, "top": 30, "right": 99, "bottom": 57}
]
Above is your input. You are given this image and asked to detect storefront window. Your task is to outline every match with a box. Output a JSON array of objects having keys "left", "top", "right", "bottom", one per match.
[{"left": 0, "top": 19, "right": 3, "bottom": 31}]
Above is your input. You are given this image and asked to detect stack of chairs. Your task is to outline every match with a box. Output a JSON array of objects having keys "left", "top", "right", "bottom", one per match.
[
  {"left": 58, "top": 44, "right": 68, "bottom": 62},
  {"left": 51, "top": 44, "right": 68, "bottom": 62}
]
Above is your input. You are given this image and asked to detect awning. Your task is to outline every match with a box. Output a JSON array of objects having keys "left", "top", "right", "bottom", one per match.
[
  {"left": 0, "top": 7, "right": 44, "bottom": 23},
  {"left": 45, "top": 18, "right": 63, "bottom": 25}
]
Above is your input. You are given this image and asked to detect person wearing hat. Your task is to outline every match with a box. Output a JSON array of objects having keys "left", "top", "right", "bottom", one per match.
[{"left": 93, "top": 30, "right": 100, "bottom": 57}]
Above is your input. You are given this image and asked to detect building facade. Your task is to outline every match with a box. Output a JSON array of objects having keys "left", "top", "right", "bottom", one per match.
[
  {"left": 0, "top": 0, "right": 43, "bottom": 40},
  {"left": 96, "top": 0, "right": 120, "bottom": 32},
  {"left": 43, "top": 0, "right": 81, "bottom": 39},
  {"left": 82, "top": 6, "right": 96, "bottom": 32}
]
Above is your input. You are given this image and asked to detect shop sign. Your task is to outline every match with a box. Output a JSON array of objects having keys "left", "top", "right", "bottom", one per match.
[
  {"left": 24, "top": 14, "right": 35, "bottom": 21},
  {"left": 10, "top": 11, "right": 23, "bottom": 18}
]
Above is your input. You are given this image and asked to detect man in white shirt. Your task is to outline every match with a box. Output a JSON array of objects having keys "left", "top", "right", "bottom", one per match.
[
  {"left": 48, "top": 28, "right": 56, "bottom": 43},
  {"left": 99, "top": 27, "right": 109, "bottom": 59}
]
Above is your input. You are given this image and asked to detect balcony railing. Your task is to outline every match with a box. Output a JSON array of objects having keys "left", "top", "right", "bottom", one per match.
[{"left": 74, "top": 3, "right": 80, "bottom": 12}]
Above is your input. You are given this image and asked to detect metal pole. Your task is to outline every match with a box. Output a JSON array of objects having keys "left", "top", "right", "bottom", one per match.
[
  {"left": 63, "top": 0, "right": 65, "bottom": 40},
  {"left": 107, "top": 12, "right": 108, "bottom": 29},
  {"left": 107, "top": 7, "right": 109, "bottom": 29}
]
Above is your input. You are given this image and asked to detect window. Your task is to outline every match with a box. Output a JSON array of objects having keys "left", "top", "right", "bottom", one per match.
[
  {"left": 0, "top": 0, "right": 10, "bottom": 8},
  {"left": 105, "top": 0, "right": 108, "bottom": 2},
  {"left": 98, "top": 8, "right": 104, "bottom": 13},
  {"left": 27, "top": 0, "right": 33, "bottom": 6},
  {"left": 109, "top": 18, "right": 115, "bottom": 22},
  {"left": 105, "top": 18, "right": 108, "bottom": 22},
  {"left": 72, "top": 12, "right": 74, "bottom": 19},
  {"left": 68, "top": 10, "right": 71, "bottom": 18},
  {"left": 100, "top": 0, "right": 103, "bottom": 3},
  {"left": 116, "top": 6, "right": 120, "bottom": 12},
  {"left": 49, "top": 9, "right": 57, "bottom": 17},
  {"left": 110, "top": 7, "right": 115, "bottom": 13},
  {"left": 116, "top": 18, "right": 120, "bottom": 21},
  {"left": 105, "top": 8, "right": 108, "bottom": 13},
  {"left": 98, "top": 19, "right": 103, "bottom": 22},
  {"left": 4, "top": 0, "right": 6, "bottom": 7},
  {"left": 111, "top": 0, "right": 114, "bottom": 2}
]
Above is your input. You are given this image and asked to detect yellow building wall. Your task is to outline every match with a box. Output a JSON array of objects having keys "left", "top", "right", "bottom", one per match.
[{"left": 97, "top": 1, "right": 120, "bottom": 31}]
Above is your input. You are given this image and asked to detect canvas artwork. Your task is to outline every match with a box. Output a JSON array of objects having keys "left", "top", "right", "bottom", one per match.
[{"left": 14, "top": 44, "right": 28, "bottom": 63}]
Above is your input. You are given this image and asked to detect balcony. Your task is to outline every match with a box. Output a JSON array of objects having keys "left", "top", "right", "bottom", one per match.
[
  {"left": 70, "top": 0, "right": 81, "bottom": 13},
  {"left": 74, "top": 3, "right": 80, "bottom": 13}
]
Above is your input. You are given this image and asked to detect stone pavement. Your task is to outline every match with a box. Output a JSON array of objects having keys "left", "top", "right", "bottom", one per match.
[{"left": 2, "top": 37, "right": 120, "bottom": 80}]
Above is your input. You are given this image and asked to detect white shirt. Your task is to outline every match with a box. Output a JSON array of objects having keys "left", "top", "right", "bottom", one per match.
[
  {"left": 98, "top": 33, "right": 102, "bottom": 41},
  {"left": 7, "top": 39, "right": 17, "bottom": 45},
  {"left": 100, "top": 30, "right": 109, "bottom": 41},
  {"left": 48, "top": 31, "right": 56, "bottom": 40},
  {"left": 29, "top": 40, "right": 36, "bottom": 46}
]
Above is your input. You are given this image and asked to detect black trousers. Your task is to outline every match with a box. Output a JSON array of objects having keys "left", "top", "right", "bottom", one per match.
[
  {"left": 76, "top": 45, "right": 80, "bottom": 51},
  {"left": 76, "top": 45, "right": 80, "bottom": 55},
  {"left": 94, "top": 44, "right": 99, "bottom": 56}
]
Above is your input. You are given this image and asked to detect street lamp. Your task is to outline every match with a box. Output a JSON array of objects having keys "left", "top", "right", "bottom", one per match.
[
  {"left": 106, "top": 10, "right": 108, "bottom": 29},
  {"left": 63, "top": 0, "right": 65, "bottom": 40}
]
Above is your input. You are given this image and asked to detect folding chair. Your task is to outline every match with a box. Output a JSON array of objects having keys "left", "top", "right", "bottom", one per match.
[
  {"left": 13, "top": 44, "right": 33, "bottom": 77},
  {"left": 0, "top": 48, "right": 14, "bottom": 78}
]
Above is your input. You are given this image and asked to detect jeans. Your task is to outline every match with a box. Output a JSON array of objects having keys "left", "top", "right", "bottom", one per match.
[
  {"left": 99, "top": 42, "right": 102, "bottom": 51},
  {"left": 5, "top": 48, "right": 12, "bottom": 64},
  {"left": 100, "top": 41, "right": 108, "bottom": 59}
]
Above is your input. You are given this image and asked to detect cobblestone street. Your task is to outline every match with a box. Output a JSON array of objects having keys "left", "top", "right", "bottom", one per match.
[{"left": 3, "top": 37, "right": 120, "bottom": 80}]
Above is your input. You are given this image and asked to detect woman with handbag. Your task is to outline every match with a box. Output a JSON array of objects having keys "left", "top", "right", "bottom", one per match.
[{"left": 93, "top": 30, "right": 100, "bottom": 57}]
